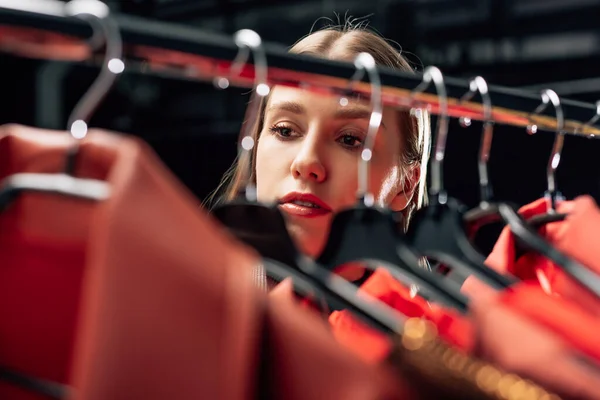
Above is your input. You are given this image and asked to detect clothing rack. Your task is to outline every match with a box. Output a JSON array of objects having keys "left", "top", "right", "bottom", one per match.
[{"left": 1, "top": 0, "right": 599, "bottom": 137}]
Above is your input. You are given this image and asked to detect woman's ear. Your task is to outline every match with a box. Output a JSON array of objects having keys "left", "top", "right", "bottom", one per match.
[{"left": 390, "top": 165, "right": 420, "bottom": 212}]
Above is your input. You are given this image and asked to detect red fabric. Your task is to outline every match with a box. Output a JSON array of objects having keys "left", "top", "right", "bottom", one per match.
[
  {"left": 322, "top": 269, "right": 600, "bottom": 398},
  {"left": 0, "top": 125, "right": 116, "bottom": 400},
  {"left": 328, "top": 268, "right": 474, "bottom": 364},
  {"left": 538, "top": 195, "right": 600, "bottom": 274},
  {"left": 499, "top": 282, "right": 600, "bottom": 364},
  {"left": 267, "top": 280, "right": 412, "bottom": 400},
  {"left": 462, "top": 197, "right": 600, "bottom": 313},
  {"left": 0, "top": 199, "right": 89, "bottom": 400},
  {"left": 0, "top": 125, "right": 265, "bottom": 400},
  {"left": 469, "top": 296, "right": 600, "bottom": 400},
  {"left": 68, "top": 127, "right": 264, "bottom": 400},
  {"left": 461, "top": 196, "right": 600, "bottom": 368}
]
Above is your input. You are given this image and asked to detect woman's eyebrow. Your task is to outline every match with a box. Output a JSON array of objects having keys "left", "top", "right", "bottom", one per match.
[
  {"left": 266, "top": 101, "right": 386, "bottom": 129},
  {"left": 266, "top": 101, "right": 306, "bottom": 115},
  {"left": 335, "top": 107, "right": 387, "bottom": 130}
]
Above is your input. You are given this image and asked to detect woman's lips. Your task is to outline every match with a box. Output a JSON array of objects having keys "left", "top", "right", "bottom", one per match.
[
  {"left": 278, "top": 202, "right": 331, "bottom": 218},
  {"left": 278, "top": 192, "right": 332, "bottom": 218}
]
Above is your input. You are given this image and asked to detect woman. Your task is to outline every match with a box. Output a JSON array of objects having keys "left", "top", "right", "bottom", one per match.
[{"left": 213, "top": 24, "right": 431, "bottom": 283}]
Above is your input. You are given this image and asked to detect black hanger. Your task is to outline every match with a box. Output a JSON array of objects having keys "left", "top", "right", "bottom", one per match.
[
  {"left": 209, "top": 29, "right": 332, "bottom": 308},
  {"left": 511, "top": 90, "right": 600, "bottom": 298},
  {"left": 526, "top": 212, "right": 568, "bottom": 229},
  {"left": 461, "top": 84, "right": 564, "bottom": 238},
  {"left": 0, "top": 0, "right": 123, "bottom": 212},
  {"left": 216, "top": 190, "right": 468, "bottom": 313},
  {"left": 498, "top": 202, "right": 600, "bottom": 298},
  {"left": 209, "top": 29, "right": 300, "bottom": 267},
  {"left": 526, "top": 100, "right": 600, "bottom": 229},
  {"left": 461, "top": 77, "right": 518, "bottom": 237},
  {"left": 63, "top": 0, "right": 125, "bottom": 176},
  {"left": 404, "top": 69, "right": 517, "bottom": 290},
  {"left": 315, "top": 203, "right": 469, "bottom": 313},
  {"left": 0, "top": 1, "right": 120, "bottom": 397},
  {"left": 312, "top": 55, "right": 468, "bottom": 313},
  {"left": 460, "top": 83, "right": 600, "bottom": 299},
  {"left": 522, "top": 89, "right": 568, "bottom": 228},
  {"left": 263, "top": 255, "right": 407, "bottom": 335}
]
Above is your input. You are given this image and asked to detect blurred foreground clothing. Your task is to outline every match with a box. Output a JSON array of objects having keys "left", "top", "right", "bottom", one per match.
[{"left": 0, "top": 125, "right": 569, "bottom": 400}]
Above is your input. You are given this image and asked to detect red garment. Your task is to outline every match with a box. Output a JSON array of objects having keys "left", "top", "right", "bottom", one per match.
[
  {"left": 0, "top": 198, "right": 90, "bottom": 400},
  {"left": 461, "top": 197, "right": 600, "bottom": 369},
  {"left": 321, "top": 269, "right": 600, "bottom": 398},
  {"left": 0, "top": 125, "right": 265, "bottom": 400},
  {"left": 537, "top": 195, "right": 600, "bottom": 276},
  {"left": 462, "top": 197, "right": 600, "bottom": 313},
  {"left": 322, "top": 264, "right": 600, "bottom": 398},
  {"left": 469, "top": 296, "right": 600, "bottom": 400},
  {"left": 328, "top": 268, "right": 474, "bottom": 364},
  {"left": 267, "top": 280, "right": 412, "bottom": 400},
  {"left": 0, "top": 125, "right": 117, "bottom": 400},
  {"left": 68, "top": 126, "right": 265, "bottom": 400},
  {"left": 498, "top": 282, "right": 600, "bottom": 364}
]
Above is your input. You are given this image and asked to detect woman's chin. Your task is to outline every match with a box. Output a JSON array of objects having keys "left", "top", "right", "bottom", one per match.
[
  {"left": 285, "top": 224, "right": 327, "bottom": 257},
  {"left": 297, "top": 238, "right": 325, "bottom": 260}
]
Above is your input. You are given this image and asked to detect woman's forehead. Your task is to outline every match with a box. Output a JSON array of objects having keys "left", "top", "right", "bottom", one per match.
[
  {"left": 265, "top": 86, "right": 401, "bottom": 128},
  {"left": 267, "top": 86, "right": 370, "bottom": 108}
]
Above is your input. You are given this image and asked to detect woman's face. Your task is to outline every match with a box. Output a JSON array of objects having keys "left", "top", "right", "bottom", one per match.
[{"left": 255, "top": 86, "right": 416, "bottom": 259}]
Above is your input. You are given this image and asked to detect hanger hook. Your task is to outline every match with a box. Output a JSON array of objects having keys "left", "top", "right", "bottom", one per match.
[
  {"left": 214, "top": 29, "right": 270, "bottom": 97},
  {"left": 459, "top": 76, "right": 494, "bottom": 206},
  {"left": 216, "top": 29, "right": 270, "bottom": 202},
  {"left": 63, "top": 0, "right": 124, "bottom": 175},
  {"left": 344, "top": 53, "right": 383, "bottom": 207},
  {"left": 576, "top": 100, "right": 600, "bottom": 137},
  {"left": 411, "top": 66, "right": 449, "bottom": 201},
  {"left": 528, "top": 89, "right": 564, "bottom": 212}
]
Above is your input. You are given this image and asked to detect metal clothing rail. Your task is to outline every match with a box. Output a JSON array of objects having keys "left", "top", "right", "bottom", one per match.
[{"left": 1, "top": 0, "right": 599, "bottom": 137}]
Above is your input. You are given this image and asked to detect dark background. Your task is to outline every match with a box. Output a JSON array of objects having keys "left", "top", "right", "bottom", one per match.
[{"left": 2, "top": 0, "right": 600, "bottom": 253}]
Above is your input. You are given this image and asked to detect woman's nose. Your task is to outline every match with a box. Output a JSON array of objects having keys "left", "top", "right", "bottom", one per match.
[{"left": 290, "top": 136, "right": 327, "bottom": 183}]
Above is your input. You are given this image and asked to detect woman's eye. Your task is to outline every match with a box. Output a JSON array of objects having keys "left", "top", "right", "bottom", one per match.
[
  {"left": 338, "top": 134, "right": 363, "bottom": 149},
  {"left": 269, "top": 125, "right": 296, "bottom": 139}
]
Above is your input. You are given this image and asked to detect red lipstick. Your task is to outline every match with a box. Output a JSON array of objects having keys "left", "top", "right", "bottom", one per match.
[{"left": 278, "top": 192, "right": 332, "bottom": 218}]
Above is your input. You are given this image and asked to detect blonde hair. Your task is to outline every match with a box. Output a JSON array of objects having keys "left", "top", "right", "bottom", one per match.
[{"left": 209, "top": 25, "right": 431, "bottom": 231}]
